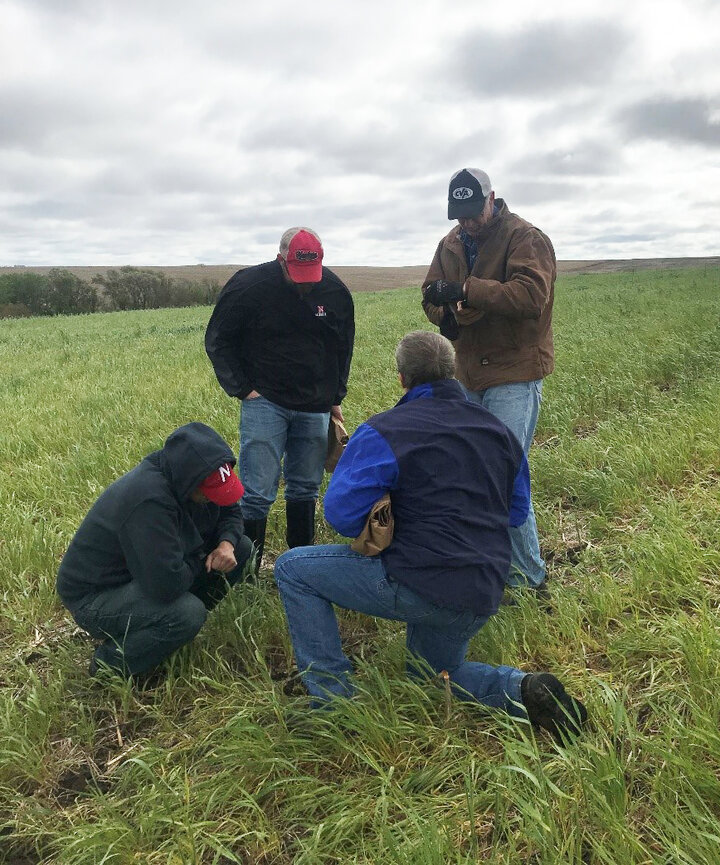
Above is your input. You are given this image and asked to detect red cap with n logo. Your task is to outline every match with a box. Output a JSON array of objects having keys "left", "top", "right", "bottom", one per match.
[
  {"left": 198, "top": 463, "right": 245, "bottom": 506},
  {"left": 284, "top": 228, "right": 324, "bottom": 283}
]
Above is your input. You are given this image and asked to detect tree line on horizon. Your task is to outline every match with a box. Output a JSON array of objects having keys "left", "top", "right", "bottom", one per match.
[{"left": 0, "top": 267, "right": 222, "bottom": 318}]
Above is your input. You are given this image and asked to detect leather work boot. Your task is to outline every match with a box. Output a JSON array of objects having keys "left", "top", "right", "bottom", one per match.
[
  {"left": 521, "top": 673, "right": 587, "bottom": 743},
  {"left": 285, "top": 499, "right": 316, "bottom": 548},
  {"left": 243, "top": 517, "right": 267, "bottom": 572}
]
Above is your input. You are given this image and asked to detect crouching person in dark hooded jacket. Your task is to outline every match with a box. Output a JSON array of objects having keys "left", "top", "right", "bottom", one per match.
[{"left": 57, "top": 422, "right": 253, "bottom": 679}]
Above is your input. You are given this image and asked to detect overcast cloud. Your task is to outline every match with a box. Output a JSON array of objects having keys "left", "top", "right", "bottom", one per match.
[{"left": 1, "top": 0, "right": 719, "bottom": 266}]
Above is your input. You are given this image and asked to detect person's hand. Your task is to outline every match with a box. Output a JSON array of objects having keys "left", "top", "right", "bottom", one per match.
[
  {"left": 245, "top": 390, "right": 261, "bottom": 400},
  {"left": 205, "top": 541, "right": 237, "bottom": 573},
  {"left": 331, "top": 405, "right": 344, "bottom": 423},
  {"left": 423, "top": 280, "right": 465, "bottom": 306}
]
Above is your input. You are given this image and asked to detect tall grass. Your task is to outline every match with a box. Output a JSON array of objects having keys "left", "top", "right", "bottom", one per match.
[{"left": 1, "top": 267, "right": 719, "bottom": 863}]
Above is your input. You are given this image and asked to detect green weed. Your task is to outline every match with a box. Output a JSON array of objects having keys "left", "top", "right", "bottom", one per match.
[{"left": 1, "top": 268, "right": 719, "bottom": 863}]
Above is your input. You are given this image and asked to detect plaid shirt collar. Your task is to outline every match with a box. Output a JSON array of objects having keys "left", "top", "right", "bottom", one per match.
[{"left": 458, "top": 203, "right": 500, "bottom": 270}]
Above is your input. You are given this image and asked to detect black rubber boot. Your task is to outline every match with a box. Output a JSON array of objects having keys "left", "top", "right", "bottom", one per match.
[
  {"left": 285, "top": 499, "right": 316, "bottom": 548},
  {"left": 243, "top": 517, "right": 267, "bottom": 572}
]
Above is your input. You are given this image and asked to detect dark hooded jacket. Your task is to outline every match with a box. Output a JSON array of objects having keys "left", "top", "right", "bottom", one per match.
[{"left": 56, "top": 423, "right": 244, "bottom": 607}]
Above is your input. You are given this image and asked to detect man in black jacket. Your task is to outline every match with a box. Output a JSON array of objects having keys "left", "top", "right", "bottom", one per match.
[
  {"left": 205, "top": 227, "right": 355, "bottom": 566},
  {"left": 57, "top": 423, "right": 252, "bottom": 678}
]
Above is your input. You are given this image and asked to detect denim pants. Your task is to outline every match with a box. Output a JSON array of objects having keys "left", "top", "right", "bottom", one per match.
[
  {"left": 239, "top": 395, "right": 329, "bottom": 520},
  {"left": 70, "top": 536, "right": 253, "bottom": 675},
  {"left": 274, "top": 544, "right": 526, "bottom": 714},
  {"left": 465, "top": 381, "right": 546, "bottom": 587}
]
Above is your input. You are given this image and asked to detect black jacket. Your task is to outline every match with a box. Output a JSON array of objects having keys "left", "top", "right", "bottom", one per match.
[
  {"left": 205, "top": 260, "right": 355, "bottom": 412},
  {"left": 56, "top": 423, "right": 245, "bottom": 606}
]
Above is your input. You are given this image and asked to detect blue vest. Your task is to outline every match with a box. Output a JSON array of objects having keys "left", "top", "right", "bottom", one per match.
[{"left": 324, "top": 379, "right": 529, "bottom": 615}]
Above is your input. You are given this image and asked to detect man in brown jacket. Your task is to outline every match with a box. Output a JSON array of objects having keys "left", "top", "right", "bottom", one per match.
[{"left": 421, "top": 168, "right": 556, "bottom": 594}]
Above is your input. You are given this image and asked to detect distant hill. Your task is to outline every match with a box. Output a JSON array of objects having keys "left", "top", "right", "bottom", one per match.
[{"left": 1, "top": 258, "right": 718, "bottom": 293}]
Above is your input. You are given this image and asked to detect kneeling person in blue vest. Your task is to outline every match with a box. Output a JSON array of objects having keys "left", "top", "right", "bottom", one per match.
[
  {"left": 274, "top": 332, "right": 587, "bottom": 741},
  {"left": 57, "top": 423, "right": 253, "bottom": 679}
]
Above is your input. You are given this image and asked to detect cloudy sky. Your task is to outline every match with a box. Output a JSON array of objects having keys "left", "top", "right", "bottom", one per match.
[{"left": 1, "top": 0, "right": 719, "bottom": 266}]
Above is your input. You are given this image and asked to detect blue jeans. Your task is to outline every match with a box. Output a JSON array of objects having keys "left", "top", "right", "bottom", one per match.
[
  {"left": 72, "top": 583, "right": 207, "bottom": 675},
  {"left": 69, "top": 537, "right": 253, "bottom": 675},
  {"left": 465, "top": 381, "right": 546, "bottom": 587},
  {"left": 274, "top": 545, "right": 526, "bottom": 714},
  {"left": 239, "top": 395, "right": 329, "bottom": 520}
]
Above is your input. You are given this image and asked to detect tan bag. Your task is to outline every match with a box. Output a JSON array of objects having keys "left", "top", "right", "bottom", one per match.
[
  {"left": 351, "top": 493, "right": 394, "bottom": 556},
  {"left": 325, "top": 415, "right": 349, "bottom": 472}
]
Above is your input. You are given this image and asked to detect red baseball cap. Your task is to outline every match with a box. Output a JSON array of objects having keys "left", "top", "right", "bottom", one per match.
[
  {"left": 283, "top": 228, "right": 324, "bottom": 283},
  {"left": 197, "top": 463, "right": 245, "bottom": 506}
]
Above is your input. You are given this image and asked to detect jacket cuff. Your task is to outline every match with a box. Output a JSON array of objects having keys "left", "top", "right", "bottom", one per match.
[
  {"left": 422, "top": 300, "right": 445, "bottom": 326},
  {"left": 464, "top": 277, "right": 484, "bottom": 310},
  {"left": 217, "top": 529, "right": 243, "bottom": 548}
]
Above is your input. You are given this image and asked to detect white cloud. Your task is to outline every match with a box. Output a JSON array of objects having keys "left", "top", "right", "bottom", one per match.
[{"left": 1, "top": 0, "right": 719, "bottom": 265}]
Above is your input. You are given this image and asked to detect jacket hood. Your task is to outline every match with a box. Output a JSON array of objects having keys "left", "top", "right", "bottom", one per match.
[{"left": 160, "top": 422, "right": 237, "bottom": 501}]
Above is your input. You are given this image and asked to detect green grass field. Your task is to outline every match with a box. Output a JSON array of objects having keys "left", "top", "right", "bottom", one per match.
[{"left": 1, "top": 267, "right": 720, "bottom": 864}]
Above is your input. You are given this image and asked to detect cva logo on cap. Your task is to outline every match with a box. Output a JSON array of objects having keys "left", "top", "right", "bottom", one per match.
[
  {"left": 295, "top": 250, "right": 319, "bottom": 261},
  {"left": 453, "top": 187, "right": 474, "bottom": 200}
]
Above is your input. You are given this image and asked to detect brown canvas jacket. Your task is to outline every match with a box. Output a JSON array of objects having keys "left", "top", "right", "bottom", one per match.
[{"left": 421, "top": 199, "right": 556, "bottom": 391}]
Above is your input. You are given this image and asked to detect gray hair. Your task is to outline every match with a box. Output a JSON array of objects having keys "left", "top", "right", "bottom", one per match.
[
  {"left": 395, "top": 331, "right": 455, "bottom": 389},
  {"left": 278, "top": 226, "right": 321, "bottom": 258}
]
